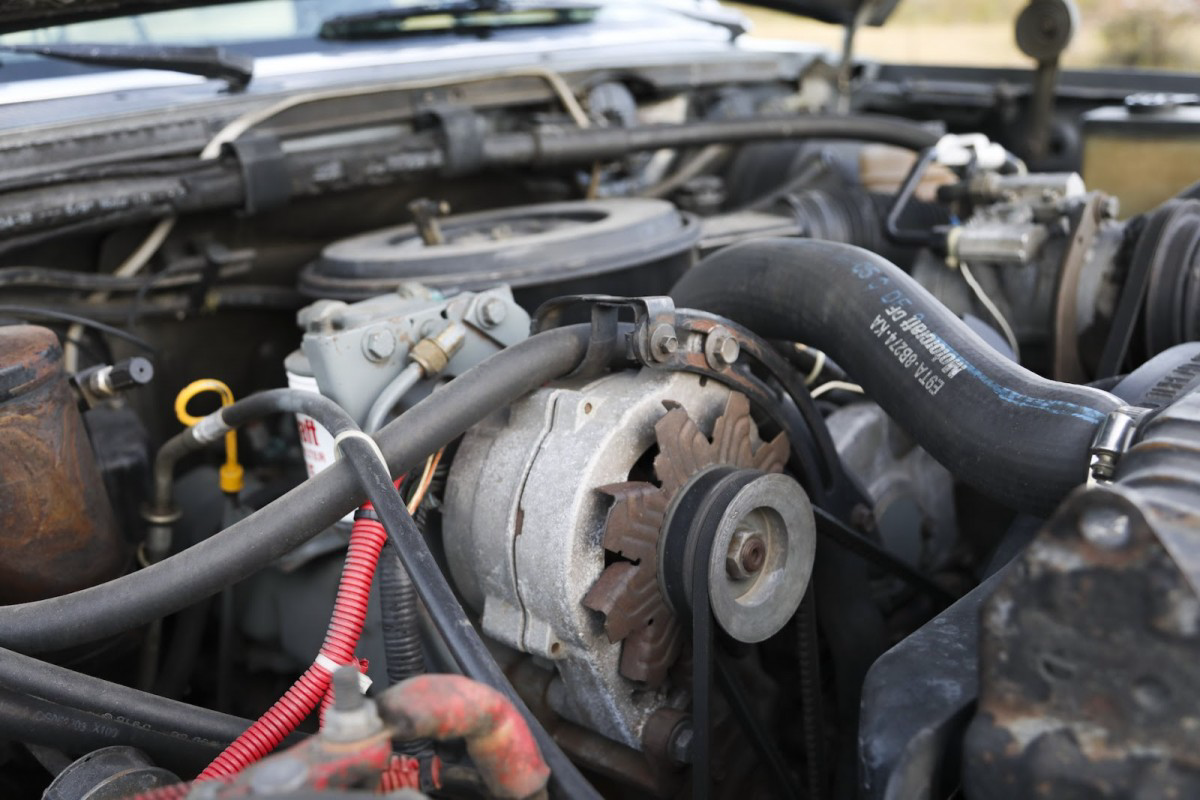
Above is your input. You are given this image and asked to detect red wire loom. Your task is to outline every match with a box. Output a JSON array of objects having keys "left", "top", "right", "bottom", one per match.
[{"left": 196, "top": 513, "right": 391, "bottom": 781}]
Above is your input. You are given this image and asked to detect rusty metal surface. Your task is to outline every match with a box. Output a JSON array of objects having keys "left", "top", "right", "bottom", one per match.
[
  {"left": 506, "top": 656, "right": 684, "bottom": 799},
  {"left": 583, "top": 393, "right": 788, "bottom": 687},
  {"left": 965, "top": 390, "right": 1200, "bottom": 799},
  {"left": 0, "top": 325, "right": 125, "bottom": 603}
]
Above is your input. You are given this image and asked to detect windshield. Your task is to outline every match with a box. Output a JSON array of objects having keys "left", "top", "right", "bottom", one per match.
[{"left": 0, "top": 1, "right": 429, "bottom": 47}]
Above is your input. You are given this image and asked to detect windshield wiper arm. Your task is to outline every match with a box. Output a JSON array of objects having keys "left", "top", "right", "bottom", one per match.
[
  {"left": 0, "top": 43, "right": 253, "bottom": 91},
  {"left": 319, "top": 0, "right": 597, "bottom": 42}
]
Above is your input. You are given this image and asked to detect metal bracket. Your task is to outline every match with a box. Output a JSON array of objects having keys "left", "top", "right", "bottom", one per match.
[
  {"left": 532, "top": 294, "right": 864, "bottom": 513},
  {"left": 416, "top": 104, "right": 486, "bottom": 178},
  {"left": 531, "top": 294, "right": 677, "bottom": 377},
  {"left": 226, "top": 133, "right": 292, "bottom": 215}
]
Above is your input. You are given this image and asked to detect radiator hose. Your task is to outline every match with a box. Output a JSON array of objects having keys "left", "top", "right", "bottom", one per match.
[{"left": 671, "top": 239, "right": 1122, "bottom": 515}]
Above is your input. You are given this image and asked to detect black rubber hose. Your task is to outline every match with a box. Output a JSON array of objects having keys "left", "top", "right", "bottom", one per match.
[
  {"left": 0, "top": 646, "right": 262, "bottom": 747},
  {"left": 153, "top": 598, "right": 212, "bottom": 699},
  {"left": 0, "top": 687, "right": 223, "bottom": 776},
  {"left": 482, "top": 114, "right": 941, "bottom": 167},
  {"left": 671, "top": 239, "right": 1122, "bottom": 515},
  {"left": 378, "top": 541, "right": 424, "bottom": 684},
  {"left": 0, "top": 326, "right": 590, "bottom": 653},
  {"left": 376, "top": 527, "right": 430, "bottom": 757}
]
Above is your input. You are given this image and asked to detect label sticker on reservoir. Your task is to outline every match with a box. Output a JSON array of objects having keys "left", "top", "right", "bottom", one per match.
[{"left": 286, "top": 369, "right": 354, "bottom": 523}]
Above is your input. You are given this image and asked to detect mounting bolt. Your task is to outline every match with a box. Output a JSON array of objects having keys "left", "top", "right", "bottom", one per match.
[
  {"left": 726, "top": 529, "right": 767, "bottom": 580},
  {"left": 408, "top": 197, "right": 450, "bottom": 246},
  {"left": 321, "top": 665, "right": 383, "bottom": 742},
  {"left": 362, "top": 327, "right": 396, "bottom": 362},
  {"left": 1079, "top": 506, "right": 1132, "bottom": 550},
  {"left": 478, "top": 297, "right": 508, "bottom": 328},
  {"left": 650, "top": 324, "right": 679, "bottom": 361},
  {"left": 704, "top": 326, "right": 740, "bottom": 370},
  {"left": 332, "top": 665, "right": 365, "bottom": 713},
  {"left": 667, "top": 722, "right": 694, "bottom": 765}
]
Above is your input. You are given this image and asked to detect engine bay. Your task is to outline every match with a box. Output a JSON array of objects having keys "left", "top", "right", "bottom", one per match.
[{"left": 0, "top": 9, "right": 1199, "bottom": 798}]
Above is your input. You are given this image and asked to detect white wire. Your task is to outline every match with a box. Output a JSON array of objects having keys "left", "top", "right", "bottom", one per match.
[
  {"left": 810, "top": 380, "right": 864, "bottom": 399},
  {"left": 959, "top": 261, "right": 1021, "bottom": 362},
  {"left": 804, "top": 347, "right": 826, "bottom": 386},
  {"left": 792, "top": 343, "right": 828, "bottom": 386},
  {"left": 63, "top": 66, "right": 589, "bottom": 371}
]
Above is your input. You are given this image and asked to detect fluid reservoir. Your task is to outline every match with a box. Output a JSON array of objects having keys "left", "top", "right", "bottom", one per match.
[
  {"left": 1083, "top": 100, "right": 1200, "bottom": 217},
  {"left": 0, "top": 325, "right": 125, "bottom": 602}
]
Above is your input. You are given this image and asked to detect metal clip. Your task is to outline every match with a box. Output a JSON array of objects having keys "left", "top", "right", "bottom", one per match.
[
  {"left": 531, "top": 294, "right": 677, "bottom": 377},
  {"left": 1087, "top": 405, "right": 1144, "bottom": 486}
]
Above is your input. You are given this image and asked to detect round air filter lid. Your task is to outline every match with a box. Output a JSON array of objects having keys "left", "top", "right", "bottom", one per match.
[{"left": 300, "top": 198, "right": 698, "bottom": 299}]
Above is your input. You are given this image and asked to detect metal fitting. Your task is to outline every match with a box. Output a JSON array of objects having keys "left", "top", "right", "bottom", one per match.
[
  {"left": 477, "top": 297, "right": 508, "bottom": 328},
  {"left": 725, "top": 529, "right": 767, "bottom": 580},
  {"left": 362, "top": 327, "right": 396, "bottom": 362},
  {"left": 408, "top": 197, "right": 450, "bottom": 246},
  {"left": 409, "top": 322, "right": 467, "bottom": 376},
  {"left": 140, "top": 504, "right": 183, "bottom": 527},
  {"left": 321, "top": 666, "right": 383, "bottom": 743},
  {"left": 704, "top": 326, "right": 740, "bottom": 370},
  {"left": 650, "top": 323, "right": 679, "bottom": 361},
  {"left": 72, "top": 357, "right": 154, "bottom": 408},
  {"left": 1087, "top": 406, "right": 1143, "bottom": 485}
]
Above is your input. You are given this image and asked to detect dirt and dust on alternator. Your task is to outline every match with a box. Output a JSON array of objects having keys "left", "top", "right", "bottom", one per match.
[{"left": 583, "top": 393, "right": 789, "bottom": 687}]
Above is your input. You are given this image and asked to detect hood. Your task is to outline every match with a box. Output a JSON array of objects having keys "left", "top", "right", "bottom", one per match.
[{"left": 0, "top": 0, "right": 898, "bottom": 36}]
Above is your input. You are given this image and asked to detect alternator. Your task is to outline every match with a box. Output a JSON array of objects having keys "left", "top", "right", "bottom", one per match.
[{"left": 445, "top": 368, "right": 811, "bottom": 747}]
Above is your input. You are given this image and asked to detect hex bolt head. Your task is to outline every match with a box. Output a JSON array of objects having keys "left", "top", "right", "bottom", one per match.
[
  {"left": 726, "top": 529, "right": 767, "bottom": 580},
  {"left": 704, "top": 326, "right": 740, "bottom": 369},
  {"left": 650, "top": 324, "right": 679, "bottom": 361},
  {"left": 478, "top": 297, "right": 508, "bottom": 328},
  {"left": 1079, "top": 506, "right": 1133, "bottom": 550},
  {"left": 362, "top": 328, "right": 396, "bottom": 362}
]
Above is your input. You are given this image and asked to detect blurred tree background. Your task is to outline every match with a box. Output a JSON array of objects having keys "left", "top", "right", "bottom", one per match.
[{"left": 729, "top": 0, "right": 1200, "bottom": 70}]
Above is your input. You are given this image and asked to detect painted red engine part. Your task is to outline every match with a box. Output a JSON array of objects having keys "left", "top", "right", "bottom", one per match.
[{"left": 378, "top": 674, "right": 551, "bottom": 799}]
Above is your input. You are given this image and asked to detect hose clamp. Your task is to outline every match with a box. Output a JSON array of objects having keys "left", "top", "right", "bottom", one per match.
[
  {"left": 1087, "top": 405, "right": 1145, "bottom": 486},
  {"left": 333, "top": 430, "right": 389, "bottom": 475}
]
